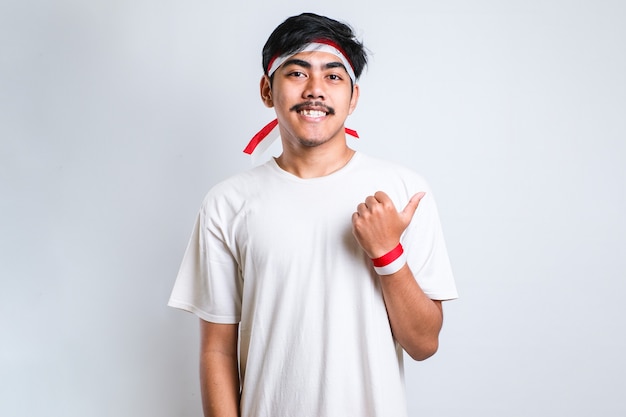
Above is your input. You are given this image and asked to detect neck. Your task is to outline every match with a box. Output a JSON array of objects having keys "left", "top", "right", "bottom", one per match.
[{"left": 275, "top": 144, "right": 355, "bottom": 179}]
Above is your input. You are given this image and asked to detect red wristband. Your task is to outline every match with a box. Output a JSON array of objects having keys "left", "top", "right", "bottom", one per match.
[{"left": 371, "top": 243, "right": 404, "bottom": 267}]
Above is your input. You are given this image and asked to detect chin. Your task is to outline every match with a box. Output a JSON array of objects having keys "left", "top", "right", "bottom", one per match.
[
  {"left": 295, "top": 129, "right": 341, "bottom": 148},
  {"left": 297, "top": 137, "right": 332, "bottom": 148}
]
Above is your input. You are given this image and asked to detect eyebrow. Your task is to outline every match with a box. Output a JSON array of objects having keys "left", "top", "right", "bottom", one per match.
[{"left": 281, "top": 58, "right": 348, "bottom": 73}]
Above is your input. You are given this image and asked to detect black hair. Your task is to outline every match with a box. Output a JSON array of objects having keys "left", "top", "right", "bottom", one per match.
[{"left": 262, "top": 13, "right": 368, "bottom": 80}]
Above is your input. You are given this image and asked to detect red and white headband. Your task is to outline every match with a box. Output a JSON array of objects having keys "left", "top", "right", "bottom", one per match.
[
  {"left": 243, "top": 40, "right": 359, "bottom": 157},
  {"left": 266, "top": 40, "right": 357, "bottom": 83}
]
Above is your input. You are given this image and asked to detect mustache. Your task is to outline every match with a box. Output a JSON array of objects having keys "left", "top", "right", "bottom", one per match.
[{"left": 289, "top": 102, "right": 335, "bottom": 115}]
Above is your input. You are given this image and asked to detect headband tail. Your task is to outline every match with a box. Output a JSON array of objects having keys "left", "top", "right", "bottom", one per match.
[
  {"left": 243, "top": 118, "right": 279, "bottom": 155},
  {"left": 345, "top": 127, "right": 359, "bottom": 138},
  {"left": 243, "top": 120, "right": 360, "bottom": 158}
]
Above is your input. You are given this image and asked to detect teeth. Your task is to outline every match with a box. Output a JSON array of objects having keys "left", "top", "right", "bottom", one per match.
[{"left": 300, "top": 109, "right": 326, "bottom": 117}]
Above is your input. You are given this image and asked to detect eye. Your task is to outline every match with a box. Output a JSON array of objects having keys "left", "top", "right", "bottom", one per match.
[
  {"left": 288, "top": 71, "right": 306, "bottom": 78},
  {"left": 327, "top": 74, "right": 343, "bottom": 81}
]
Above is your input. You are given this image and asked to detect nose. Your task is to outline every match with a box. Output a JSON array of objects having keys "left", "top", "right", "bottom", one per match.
[{"left": 303, "top": 75, "right": 325, "bottom": 100}]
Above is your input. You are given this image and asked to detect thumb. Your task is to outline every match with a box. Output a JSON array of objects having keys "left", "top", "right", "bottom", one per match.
[{"left": 400, "top": 192, "right": 426, "bottom": 224}]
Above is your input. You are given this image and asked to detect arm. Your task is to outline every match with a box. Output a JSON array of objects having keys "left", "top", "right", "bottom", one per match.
[
  {"left": 352, "top": 191, "right": 443, "bottom": 361},
  {"left": 377, "top": 263, "right": 443, "bottom": 360},
  {"left": 199, "top": 319, "right": 240, "bottom": 417}
]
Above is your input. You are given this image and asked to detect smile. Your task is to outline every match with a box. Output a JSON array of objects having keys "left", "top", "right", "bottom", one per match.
[
  {"left": 299, "top": 109, "right": 327, "bottom": 117},
  {"left": 290, "top": 102, "right": 336, "bottom": 116}
]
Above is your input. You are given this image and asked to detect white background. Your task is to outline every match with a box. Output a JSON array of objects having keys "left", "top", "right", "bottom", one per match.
[{"left": 2, "top": 1, "right": 625, "bottom": 416}]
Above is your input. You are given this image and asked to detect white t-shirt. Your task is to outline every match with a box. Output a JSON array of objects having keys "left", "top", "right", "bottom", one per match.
[{"left": 169, "top": 152, "right": 458, "bottom": 417}]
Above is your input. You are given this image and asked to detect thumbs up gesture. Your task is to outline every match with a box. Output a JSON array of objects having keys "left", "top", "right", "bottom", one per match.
[{"left": 351, "top": 191, "right": 425, "bottom": 259}]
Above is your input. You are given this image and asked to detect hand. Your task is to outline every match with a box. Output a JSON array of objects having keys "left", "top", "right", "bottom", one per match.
[{"left": 351, "top": 191, "right": 425, "bottom": 259}]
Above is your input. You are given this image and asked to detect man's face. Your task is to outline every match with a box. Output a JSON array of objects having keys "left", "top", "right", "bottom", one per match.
[{"left": 260, "top": 50, "right": 359, "bottom": 149}]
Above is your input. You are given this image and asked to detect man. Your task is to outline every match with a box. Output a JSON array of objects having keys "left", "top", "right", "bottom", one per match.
[{"left": 169, "top": 12, "right": 458, "bottom": 417}]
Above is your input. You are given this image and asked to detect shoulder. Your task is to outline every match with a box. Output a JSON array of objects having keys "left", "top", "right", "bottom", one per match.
[{"left": 200, "top": 160, "right": 275, "bottom": 214}]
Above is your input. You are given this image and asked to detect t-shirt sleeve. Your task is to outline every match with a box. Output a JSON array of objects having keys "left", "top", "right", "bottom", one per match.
[
  {"left": 167, "top": 197, "right": 242, "bottom": 324},
  {"left": 402, "top": 185, "right": 458, "bottom": 301}
]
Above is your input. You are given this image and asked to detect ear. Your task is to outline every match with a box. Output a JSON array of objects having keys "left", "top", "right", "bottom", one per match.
[
  {"left": 260, "top": 75, "right": 274, "bottom": 108},
  {"left": 348, "top": 83, "right": 360, "bottom": 115}
]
